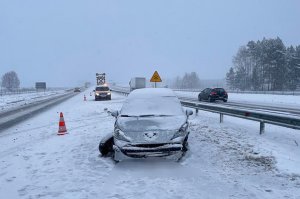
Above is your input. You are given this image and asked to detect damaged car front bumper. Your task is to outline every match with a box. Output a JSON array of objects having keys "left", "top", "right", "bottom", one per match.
[{"left": 113, "top": 143, "right": 183, "bottom": 160}]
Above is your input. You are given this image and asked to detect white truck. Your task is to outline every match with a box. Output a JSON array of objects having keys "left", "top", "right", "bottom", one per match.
[{"left": 129, "top": 77, "right": 146, "bottom": 91}]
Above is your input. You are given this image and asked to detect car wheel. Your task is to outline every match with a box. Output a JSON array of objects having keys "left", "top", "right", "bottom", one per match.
[
  {"left": 198, "top": 95, "right": 202, "bottom": 101},
  {"left": 99, "top": 137, "right": 114, "bottom": 156},
  {"left": 223, "top": 99, "right": 227, "bottom": 102},
  {"left": 208, "top": 96, "right": 213, "bottom": 102}
]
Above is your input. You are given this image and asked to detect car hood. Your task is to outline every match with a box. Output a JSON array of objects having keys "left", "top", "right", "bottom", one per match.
[
  {"left": 117, "top": 115, "right": 186, "bottom": 132},
  {"left": 116, "top": 115, "right": 187, "bottom": 144}
]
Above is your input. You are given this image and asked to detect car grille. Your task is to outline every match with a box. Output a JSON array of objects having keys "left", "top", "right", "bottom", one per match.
[{"left": 133, "top": 143, "right": 166, "bottom": 148}]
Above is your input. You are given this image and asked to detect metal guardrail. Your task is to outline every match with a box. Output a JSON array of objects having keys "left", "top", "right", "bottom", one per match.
[
  {"left": 173, "top": 89, "right": 300, "bottom": 96},
  {"left": 0, "top": 87, "right": 71, "bottom": 96},
  {"left": 111, "top": 88, "right": 300, "bottom": 134},
  {"left": 181, "top": 100, "right": 300, "bottom": 133},
  {"left": 0, "top": 91, "right": 77, "bottom": 131}
]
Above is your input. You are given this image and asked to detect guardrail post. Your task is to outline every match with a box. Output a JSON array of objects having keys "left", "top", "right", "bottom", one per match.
[
  {"left": 195, "top": 108, "right": 198, "bottom": 115},
  {"left": 260, "top": 121, "right": 265, "bottom": 134},
  {"left": 220, "top": 113, "right": 224, "bottom": 123}
]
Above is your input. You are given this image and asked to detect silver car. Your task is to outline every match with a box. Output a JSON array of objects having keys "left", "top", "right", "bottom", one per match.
[{"left": 110, "top": 88, "right": 193, "bottom": 162}]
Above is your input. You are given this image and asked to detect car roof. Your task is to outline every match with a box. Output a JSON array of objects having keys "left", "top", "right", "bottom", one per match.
[{"left": 128, "top": 88, "right": 176, "bottom": 99}]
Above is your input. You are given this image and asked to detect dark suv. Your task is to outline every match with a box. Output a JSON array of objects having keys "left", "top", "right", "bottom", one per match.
[{"left": 198, "top": 88, "right": 228, "bottom": 102}]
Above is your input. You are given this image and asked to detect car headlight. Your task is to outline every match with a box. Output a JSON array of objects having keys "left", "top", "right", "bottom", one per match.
[
  {"left": 107, "top": 92, "right": 111, "bottom": 95},
  {"left": 114, "top": 129, "right": 131, "bottom": 142},
  {"left": 172, "top": 122, "right": 188, "bottom": 139},
  {"left": 95, "top": 93, "right": 99, "bottom": 96}
]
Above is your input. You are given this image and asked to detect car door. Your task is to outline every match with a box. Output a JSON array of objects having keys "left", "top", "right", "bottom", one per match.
[
  {"left": 199, "top": 89, "right": 205, "bottom": 99},
  {"left": 203, "top": 88, "right": 210, "bottom": 100}
]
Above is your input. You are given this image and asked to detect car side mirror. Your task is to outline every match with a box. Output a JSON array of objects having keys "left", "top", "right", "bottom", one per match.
[
  {"left": 111, "top": 111, "right": 119, "bottom": 118},
  {"left": 186, "top": 110, "right": 193, "bottom": 116}
]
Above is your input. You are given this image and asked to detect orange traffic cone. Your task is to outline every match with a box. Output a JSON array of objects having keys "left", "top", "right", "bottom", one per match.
[
  {"left": 84, "top": 95, "right": 87, "bottom": 101},
  {"left": 57, "top": 112, "right": 67, "bottom": 135}
]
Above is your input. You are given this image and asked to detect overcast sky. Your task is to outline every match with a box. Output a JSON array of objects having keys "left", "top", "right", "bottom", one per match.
[{"left": 1, "top": 0, "right": 300, "bottom": 87}]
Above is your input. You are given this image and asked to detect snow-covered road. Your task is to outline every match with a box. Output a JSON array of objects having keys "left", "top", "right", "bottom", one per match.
[
  {"left": 0, "top": 89, "right": 299, "bottom": 199},
  {"left": 0, "top": 90, "right": 70, "bottom": 113}
]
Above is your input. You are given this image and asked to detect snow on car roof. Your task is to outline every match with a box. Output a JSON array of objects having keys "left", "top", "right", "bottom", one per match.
[{"left": 128, "top": 88, "right": 176, "bottom": 99}]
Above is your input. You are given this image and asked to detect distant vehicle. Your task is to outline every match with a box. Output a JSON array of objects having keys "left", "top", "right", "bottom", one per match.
[
  {"left": 129, "top": 77, "right": 146, "bottom": 91},
  {"left": 94, "top": 85, "right": 111, "bottom": 100},
  {"left": 100, "top": 88, "right": 193, "bottom": 162},
  {"left": 198, "top": 88, "right": 228, "bottom": 102},
  {"left": 74, "top": 87, "right": 81, "bottom": 92}
]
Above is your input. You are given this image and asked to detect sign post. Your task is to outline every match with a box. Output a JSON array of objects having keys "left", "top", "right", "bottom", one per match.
[{"left": 150, "top": 71, "right": 162, "bottom": 88}]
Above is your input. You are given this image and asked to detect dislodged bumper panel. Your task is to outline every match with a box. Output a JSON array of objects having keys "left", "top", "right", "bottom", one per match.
[{"left": 114, "top": 143, "right": 183, "bottom": 158}]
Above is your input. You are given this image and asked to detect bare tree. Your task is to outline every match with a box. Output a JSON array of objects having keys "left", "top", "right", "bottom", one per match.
[
  {"left": 172, "top": 72, "right": 201, "bottom": 89},
  {"left": 1, "top": 71, "right": 20, "bottom": 90}
]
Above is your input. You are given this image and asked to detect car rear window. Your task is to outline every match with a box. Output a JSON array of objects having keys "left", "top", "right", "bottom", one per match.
[
  {"left": 96, "top": 87, "right": 109, "bottom": 91},
  {"left": 213, "top": 88, "right": 225, "bottom": 93}
]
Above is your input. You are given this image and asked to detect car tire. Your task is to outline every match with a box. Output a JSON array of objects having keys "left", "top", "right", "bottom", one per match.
[
  {"left": 99, "top": 137, "right": 114, "bottom": 156},
  {"left": 223, "top": 99, "right": 227, "bottom": 102},
  {"left": 198, "top": 95, "right": 202, "bottom": 101},
  {"left": 208, "top": 96, "right": 213, "bottom": 102}
]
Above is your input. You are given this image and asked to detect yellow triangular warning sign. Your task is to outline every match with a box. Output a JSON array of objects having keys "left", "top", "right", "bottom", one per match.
[{"left": 150, "top": 71, "right": 162, "bottom": 82}]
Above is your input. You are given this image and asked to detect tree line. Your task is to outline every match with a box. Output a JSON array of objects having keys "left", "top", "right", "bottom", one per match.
[
  {"left": 226, "top": 37, "right": 300, "bottom": 91},
  {"left": 172, "top": 72, "right": 201, "bottom": 89},
  {"left": 1, "top": 71, "right": 20, "bottom": 90}
]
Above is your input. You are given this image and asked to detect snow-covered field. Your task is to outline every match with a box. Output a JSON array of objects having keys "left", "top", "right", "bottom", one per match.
[
  {"left": 175, "top": 91, "right": 300, "bottom": 108},
  {"left": 0, "top": 90, "right": 69, "bottom": 113},
  {"left": 0, "top": 89, "right": 299, "bottom": 198}
]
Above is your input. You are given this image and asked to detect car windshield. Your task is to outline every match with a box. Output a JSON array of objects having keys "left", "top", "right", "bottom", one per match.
[
  {"left": 120, "top": 96, "right": 184, "bottom": 117},
  {"left": 96, "top": 87, "right": 109, "bottom": 91}
]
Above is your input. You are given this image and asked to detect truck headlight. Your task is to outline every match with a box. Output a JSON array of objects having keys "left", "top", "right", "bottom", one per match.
[
  {"left": 172, "top": 122, "right": 188, "bottom": 139},
  {"left": 114, "top": 129, "right": 131, "bottom": 142}
]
